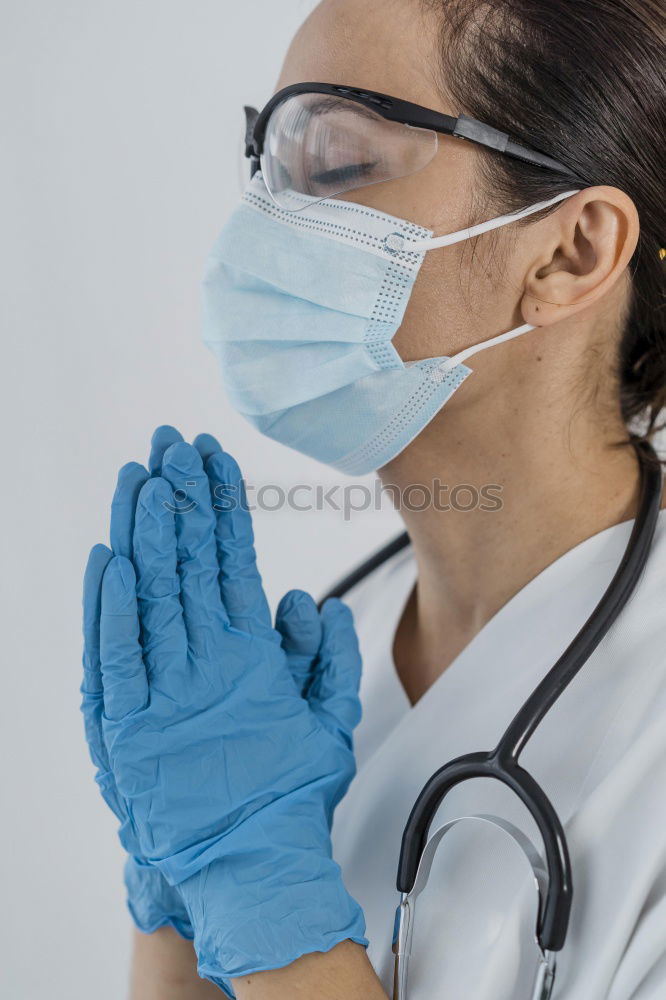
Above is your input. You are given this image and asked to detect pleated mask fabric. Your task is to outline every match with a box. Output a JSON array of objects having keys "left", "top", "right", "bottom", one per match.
[{"left": 202, "top": 172, "right": 578, "bottom": 475}]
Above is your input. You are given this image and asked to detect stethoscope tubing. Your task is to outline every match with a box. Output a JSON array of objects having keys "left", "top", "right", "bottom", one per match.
[
  {"left": 498, "top": 441, "right": 664, "bottom": 762},
  {"left": 320, "top": 440, "right": 664, "bottom": 957}
]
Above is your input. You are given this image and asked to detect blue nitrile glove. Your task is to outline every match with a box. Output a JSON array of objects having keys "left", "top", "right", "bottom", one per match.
[
  {"left": 83, "top": 554, "right": 331, "bottom": 944},
  {"left": 82, "top": 478, "right": 193, "bottom": 939},
  {"left": 81, "top": 426, "right": 337, "bottom": 945},
  {"left": 87, "top": 437, "right": 366, "bottom": 987}
]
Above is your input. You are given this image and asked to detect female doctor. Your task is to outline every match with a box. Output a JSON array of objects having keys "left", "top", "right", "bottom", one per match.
[{"left": 81, "top": 0, "right": 666, "bottom": 998}]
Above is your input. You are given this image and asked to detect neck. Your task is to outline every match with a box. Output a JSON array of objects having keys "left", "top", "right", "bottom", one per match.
[{"left": 383, "top": 372, "right": 643, "bottom": 705}]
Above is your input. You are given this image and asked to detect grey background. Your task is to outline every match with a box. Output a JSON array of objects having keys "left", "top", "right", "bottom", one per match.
[{"left": 1, "top": 3, "right": 400, "bottom": 996}]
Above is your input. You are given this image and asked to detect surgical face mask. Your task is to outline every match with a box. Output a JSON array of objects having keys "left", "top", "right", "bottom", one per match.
[{"left": 202, "top": 173, "right": 579, "bottom": 476}]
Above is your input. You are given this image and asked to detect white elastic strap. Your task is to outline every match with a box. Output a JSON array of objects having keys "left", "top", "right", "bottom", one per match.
[
  {"left": 423, "top": 189, "right": 582, "bottom": 375},
  {"left": 399, "top": 189, "right": 581, "bottom": 253},
  {"left": 437, "top": 322, "right": 536, "bottom": 375}
]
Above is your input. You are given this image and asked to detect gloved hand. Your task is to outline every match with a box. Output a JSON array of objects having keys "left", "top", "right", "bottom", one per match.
[
  {"left": 81, "top": 426, "right": 346, "bottom": 945},
  {"left": 84, "top": 431, "right": 366, "bottom": 987},
  {"left": 82, "top": 447, "right": 192, "bottom": 939}
]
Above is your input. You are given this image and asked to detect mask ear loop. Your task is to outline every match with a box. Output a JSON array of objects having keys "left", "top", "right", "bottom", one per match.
[
  {"left": 438, "top": 321, "right": 537, "bottom": 374},
  {"left": 391, "top": 188, "right": 581, "bottom": 377},
  {"left": 395, "top": 189, "right": 581, "bottom": 253}
]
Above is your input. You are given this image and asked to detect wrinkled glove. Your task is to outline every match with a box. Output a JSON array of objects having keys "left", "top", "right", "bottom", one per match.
[
  {"left": 81, "top": 426, "right": 340, "bottom": 945},
  {"left": 86, "top": 434, "right": 367, "bottom": 988}
]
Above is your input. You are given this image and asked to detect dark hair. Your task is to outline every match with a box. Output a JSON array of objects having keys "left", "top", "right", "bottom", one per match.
[{"left": 422, "top": 0, "right": 665, "bottom": 439}]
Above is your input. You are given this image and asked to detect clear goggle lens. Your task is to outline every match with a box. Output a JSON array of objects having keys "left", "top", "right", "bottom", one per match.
[{"left": 259, "top": 92, "right": 438, "bottom": 212}]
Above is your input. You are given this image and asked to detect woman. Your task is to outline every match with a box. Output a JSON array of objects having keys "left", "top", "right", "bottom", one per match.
[{"left": 81, "top": 0, "right": 666, "bottom": 997}]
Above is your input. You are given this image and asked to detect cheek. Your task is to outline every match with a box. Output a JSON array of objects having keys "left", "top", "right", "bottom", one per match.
[{"left": 392, "top": 248, "right": 486, "bottom": 361}]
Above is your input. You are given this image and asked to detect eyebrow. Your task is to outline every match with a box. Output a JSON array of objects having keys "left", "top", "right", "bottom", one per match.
[{"left": 304, "top": 96, "right": 385, "bottom": 122}]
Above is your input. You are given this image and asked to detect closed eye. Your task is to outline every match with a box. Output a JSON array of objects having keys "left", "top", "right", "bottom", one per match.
[{"left": 310, "top": 161, "right": 380, "bottom": 186}]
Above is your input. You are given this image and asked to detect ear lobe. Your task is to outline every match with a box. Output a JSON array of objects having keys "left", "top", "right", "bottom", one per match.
[{"left": 520, "top": 186, "right": 639, "bottom": 328}]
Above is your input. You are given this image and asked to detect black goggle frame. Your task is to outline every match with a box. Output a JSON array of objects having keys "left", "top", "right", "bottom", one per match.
[{"left": 243, "top": 81, "right": 582, "bottom": 185}]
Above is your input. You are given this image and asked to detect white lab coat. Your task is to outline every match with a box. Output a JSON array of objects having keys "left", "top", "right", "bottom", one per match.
[{"left": 332, "top": 511, "right": 666, "bottom": 999}]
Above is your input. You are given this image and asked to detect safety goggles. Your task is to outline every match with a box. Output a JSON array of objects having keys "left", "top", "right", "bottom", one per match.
[{"left": 244, "top": 82, "right": 580, "bottom": 213}]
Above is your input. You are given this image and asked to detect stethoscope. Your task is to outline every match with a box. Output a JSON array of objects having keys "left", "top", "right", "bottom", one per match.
[{"left": 319, "top": 440, "right": 663, "bottom": 1000}]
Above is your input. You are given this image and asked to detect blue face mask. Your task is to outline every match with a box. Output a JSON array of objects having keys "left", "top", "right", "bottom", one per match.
[{"left": 202, "top": 173, "right": 579, "bottom": 476}]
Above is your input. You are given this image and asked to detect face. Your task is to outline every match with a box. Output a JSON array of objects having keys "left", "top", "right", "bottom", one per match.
[
  {"left": 262, "top": 0, "right": 634, "bottom": 480},
  {"left": 273, "top": 0, "right": 527, "bottom": 370}
]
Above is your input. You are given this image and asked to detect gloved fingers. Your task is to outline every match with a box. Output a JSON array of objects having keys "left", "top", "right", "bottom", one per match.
[
  {"left": 204, "top": 449, "right": 275, "bottom": 641},
  {"left": 148, "top": 424, "right": 185, "bottom": 476},
  {"left": 195, "top": 432, "right": 275, "bottom": 642},
  {"left": 100, "top": 556, "right": 149, "bottom": 720},
  {"left": 192, "top": 431, "right": 224, "bottom": 464},
  {"left": 82, "top": 543, "right": 115, "bottom": 769},
  {"left": 132, "top": 477, "right": 189, "bottom": 681},
  {"left": 82, "top": 545, "right": 128, "bottom": 821},
  {"left": 110, "top": 462, "right": 150, "bottom": 558},
  {"left": 276, "top": 589, "right": 322, "bottom": 655},
  {"left": 275, "top": 589, "right": 322, "bottom": 696},
  {"left": 308, "top": 598, "right": 363, "bottom": 745},
  {"left": 159, "top": 442, "right": 230, "bottom": 649},
  {"left": 83, "top": 543, "right": 114, "bottom": 694}
]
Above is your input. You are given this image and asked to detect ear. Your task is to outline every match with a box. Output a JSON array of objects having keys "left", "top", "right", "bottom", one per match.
[{"left": 520, "top": 186, "right": 640, "bottom": 327}]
